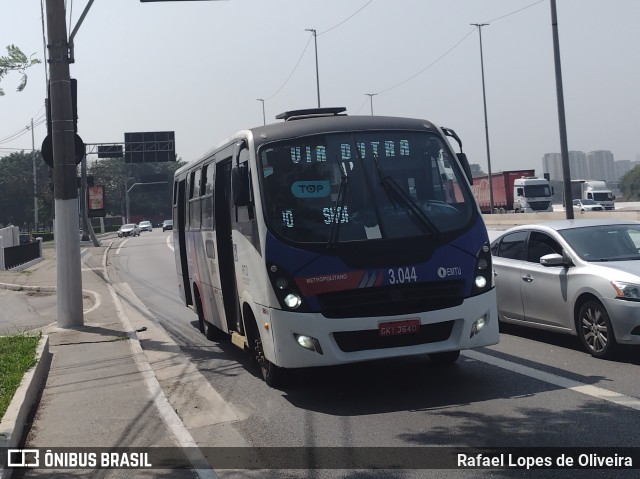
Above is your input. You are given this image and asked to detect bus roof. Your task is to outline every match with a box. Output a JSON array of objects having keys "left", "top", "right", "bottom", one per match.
[
  {"left": 177, "top": 112, "right": 442, "bottom": 175},
  {"left": 252, "top": 114, "right": 438, "bottom": 147}
]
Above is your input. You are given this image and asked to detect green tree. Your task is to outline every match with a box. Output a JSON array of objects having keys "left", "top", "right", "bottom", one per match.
[
  {"left": 619, "top": 165, "right": 640, "bottom": 201},
  {"left": 470, "top": 163, "right": 486, "bottom": 177},
  {"left": 88, "top": 158, "right": 185, "bottom": 222},
  {"left": 0, "top": 151, "right": 53, "bottom": 229},
  {"left": 0, "top": 45, "right": 41, "bottom": 96}
]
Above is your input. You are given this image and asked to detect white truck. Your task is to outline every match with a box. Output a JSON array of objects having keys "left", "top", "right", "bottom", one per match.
[
  {"left": 471, "top": 170, "right": 553, "bottom": 213},
  {"left": 569, "top": 180, "right": 615, "bottom": 210},
  {"left": 582, "top": 180, "right": 615, "bottom": 210},
  {"left": 512, "top": 175, "right": 554, "bottom": 213}
]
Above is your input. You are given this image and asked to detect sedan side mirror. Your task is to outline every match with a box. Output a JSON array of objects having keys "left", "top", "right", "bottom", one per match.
[
  {"left": 540, "top": 253, "right": 564, "bottom": 267},
  {"left": 540, "top": 251, "right": 573, "bottom": 267}
]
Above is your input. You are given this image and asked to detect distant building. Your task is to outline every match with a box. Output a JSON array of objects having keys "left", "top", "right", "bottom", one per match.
[
  {"left": 542, "top": 151, "right": 588, "bottom": 181},
  {"left": 586, "top": 150, "right": 615, "bottom": 181},
  {"left": 615, "top": 160, "right": 632, "bottom": 180},
  {"left": 542, "top": 153, "right": 562, "bottom": 181}
]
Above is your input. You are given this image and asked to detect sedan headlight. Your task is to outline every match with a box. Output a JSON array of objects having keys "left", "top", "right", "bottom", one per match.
[{"left": 611, "top": 281, "right": 640, "bottom": 301}]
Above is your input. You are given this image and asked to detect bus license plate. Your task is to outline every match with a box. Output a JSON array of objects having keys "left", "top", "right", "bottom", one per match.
[{"left": 379, "top": 319, "right": 420, "bottom": 337}]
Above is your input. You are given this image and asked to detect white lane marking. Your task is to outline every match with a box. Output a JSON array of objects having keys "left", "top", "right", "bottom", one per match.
[
  {"left": 82, "top": 289, "right": 101, "bottom": 315},
  {"left": 102, "top": 243, "right": 219, "bottom": 479},
  {"left": 166, "top": 233, "right": 174, "bottom": 252},
  {"left": 464, "top": 349, "right": 640, "bottom": 412},
  {"left": 115, "top": 237, "right": 130, "bottom": 255}
]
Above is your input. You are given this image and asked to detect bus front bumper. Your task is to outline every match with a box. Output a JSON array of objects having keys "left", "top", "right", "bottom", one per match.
[{"left": 264, "top": 290, "right": 499, "bottom": 369}]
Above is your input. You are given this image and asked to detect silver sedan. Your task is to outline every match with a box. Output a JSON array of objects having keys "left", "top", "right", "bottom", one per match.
[{"left": 491, "top": 219, "right": 640, "bottom": 358}]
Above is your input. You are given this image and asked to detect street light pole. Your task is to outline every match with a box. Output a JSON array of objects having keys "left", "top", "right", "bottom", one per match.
[
  {"left": 471, "top": 22, "right": 494, "bottom": 214},
  {"left": 305, "top": 28, "right": 321, "bottom": 108},
  {"left": 550, "top": 0, "right": 573, "bottom": 220},
  {"left": 126, "top": 182, "right": 167, "bottom": 224},
  {"left": 257, "top": 98, "right": 266, "bottom": 125},
  {"left": 365, "top": 93, "right": 377, "bottom": 116}
]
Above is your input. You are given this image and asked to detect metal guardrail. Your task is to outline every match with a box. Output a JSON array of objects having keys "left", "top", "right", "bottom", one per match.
[{"left": 2, "top": 241, "right": 42, "bottom": 270}]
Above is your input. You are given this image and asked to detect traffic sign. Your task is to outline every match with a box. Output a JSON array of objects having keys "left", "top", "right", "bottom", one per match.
[{"left": 41, "top": 133, "right": 85, "bottom": 168}]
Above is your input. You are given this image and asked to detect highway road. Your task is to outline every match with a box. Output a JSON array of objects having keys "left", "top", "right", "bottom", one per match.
[{"left": 106, "top": 229, "right": 640, "bottom": 478}]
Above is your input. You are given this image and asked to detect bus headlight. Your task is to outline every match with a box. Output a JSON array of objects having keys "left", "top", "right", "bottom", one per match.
[
  {"left": 474, "top": 275, "right": 487, "bottom": 289},
  {"left": 470, "top": 313, "right": 488, "bottom": 338},
  {"left": 284, "top": 293, "right": 302, "bottom": 309},
  {"left": 294, "top": 334, "right": 323, "bottom": 354},
  {"left": 267, "top": 263, "right": 308, "bottom": 311},
  {"left": 471, "top": 242, "right": 493, "bottom": 296}
]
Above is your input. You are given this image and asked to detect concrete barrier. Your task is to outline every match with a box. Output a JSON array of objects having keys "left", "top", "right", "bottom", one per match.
[{"left": 482, "top": 209, "right": 640, "bottom": 228}]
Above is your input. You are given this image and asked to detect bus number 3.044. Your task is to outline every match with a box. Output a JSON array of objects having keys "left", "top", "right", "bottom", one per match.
[{"left": 388, "top": 267, "right": 418, "bottom": 284}]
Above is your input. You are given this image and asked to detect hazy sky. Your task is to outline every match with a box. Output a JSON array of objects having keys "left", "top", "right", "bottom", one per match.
[{"left": 2, "top": 0, "right": 639, "bottom": 176}]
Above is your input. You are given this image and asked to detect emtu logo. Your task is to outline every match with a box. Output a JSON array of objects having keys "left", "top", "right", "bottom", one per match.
[{"left": 438, "top": 266, "right": 462, "bottom": 278}]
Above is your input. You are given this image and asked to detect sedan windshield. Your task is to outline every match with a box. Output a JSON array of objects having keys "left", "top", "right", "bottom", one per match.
[
  {"left": 559, "top": 225, "right": 640, "bottom": 261},
  {"left": 259, "top": 130, "right": 475, "bottom": 244}
]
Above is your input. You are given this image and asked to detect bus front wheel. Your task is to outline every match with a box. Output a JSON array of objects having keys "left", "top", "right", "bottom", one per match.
[{"left": 254, "top": 337, "right": 287, "bottom": 388}]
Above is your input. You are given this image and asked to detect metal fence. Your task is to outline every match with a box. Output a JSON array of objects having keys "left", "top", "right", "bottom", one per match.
[{"left": 2, "top": 241, "right": 42, "bottom": 270}]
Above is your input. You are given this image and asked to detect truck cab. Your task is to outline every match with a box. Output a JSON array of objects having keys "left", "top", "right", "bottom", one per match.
[
  {"left": 513, "top": 176, "right": 553, "bottom": 212},
  {"left": 583, "top": 180, "right": 615, "bottom": 210}
]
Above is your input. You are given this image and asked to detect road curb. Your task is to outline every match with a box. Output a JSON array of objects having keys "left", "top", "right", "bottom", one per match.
[
  {"left": 0, "top": 335, "right": 50, "bottom": 479},
  {"left": 0, "top": 283, "right": 56, "bottom": 293}
]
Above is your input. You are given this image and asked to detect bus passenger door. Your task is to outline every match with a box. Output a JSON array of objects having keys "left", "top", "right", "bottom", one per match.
[
  {"left": 175, "top": 179, "right": 192, "bottom": 306},
  {"left": 215, "top": 158, "right": 242, "bottom": 333}
]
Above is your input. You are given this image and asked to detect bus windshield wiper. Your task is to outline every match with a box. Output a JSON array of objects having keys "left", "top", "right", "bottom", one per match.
[
  {"left": 327, "top": 164, "right": 349, "bottom": 248},
  {"left": 372, "top": 155, "right": 440, "bottom": 236}
]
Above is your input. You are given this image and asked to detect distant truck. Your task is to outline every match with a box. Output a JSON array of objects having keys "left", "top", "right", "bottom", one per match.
[
  {"left": 470, "top": 169, "right": 553, "bottom": 213},
  {"left": 567, "top": 180, "right": 615, "bottom": 210}
]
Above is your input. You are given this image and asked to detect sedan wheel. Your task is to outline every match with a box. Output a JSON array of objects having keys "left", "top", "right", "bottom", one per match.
[{"left": 577, "top": 299, "right": 617, "bottom": 358}]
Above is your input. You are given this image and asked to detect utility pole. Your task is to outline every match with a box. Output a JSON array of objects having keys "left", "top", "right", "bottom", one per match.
[
  {"left": 46, "top": 0, "right": 84, "bottom": 327},
  {"left": 550, "top": 0, "right": 573, "bottom": 220},
  {"left": 305, "top": 28, "right": 321, "bottom": 108},
  {"left": 257, "top": 98, "right": 266, "bottom": 125},
  {"left": 471, "top": 22, "right": 494, "bottom": 214},
  {"left": 365, "top": 93, "right": 377, "bottom": 116}
]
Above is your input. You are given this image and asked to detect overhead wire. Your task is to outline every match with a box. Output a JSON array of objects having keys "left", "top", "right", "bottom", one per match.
[
  {"left": 262, "top": 35, "right": 314, "bottom": 101},
  {"left": 318, "top": 0, "right": 375, "bottom": 36},
  {"left": 352, "top": 97, "right": 370, "bottom": 115},
  {"left": 376, "top": 28, "right": 477, "bottom": 96},
  {"left": 0, "top": 112, "right": 47, "bottom": 145},
  {"left": 484, "top": 0, "right": 545, "bottom": 23},
  {"left": 260, "top": 0, "right": 375, "bottom": 102},
  {"left": 366, "top": 0, "right": 546, "bottom": 101}
]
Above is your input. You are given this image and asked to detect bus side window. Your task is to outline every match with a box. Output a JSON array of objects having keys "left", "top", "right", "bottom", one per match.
[
  {"left": 189, "top": 168, "right": 202, "bottom": 229},
  {"left": 235, "top": 148, "right": 254, "bottom": 221},
  {"left": 201, "top": 162, "right": 215, "bottom": 230}
]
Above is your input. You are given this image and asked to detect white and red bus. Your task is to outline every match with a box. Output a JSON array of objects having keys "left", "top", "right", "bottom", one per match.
[{"left": 172, "top": 107, "right": 498, "bottom": 386}]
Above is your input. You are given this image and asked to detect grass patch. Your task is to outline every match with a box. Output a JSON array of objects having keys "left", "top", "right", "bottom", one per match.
[{"left": 0, "top": 333, "right": 41, "bottom": 421}]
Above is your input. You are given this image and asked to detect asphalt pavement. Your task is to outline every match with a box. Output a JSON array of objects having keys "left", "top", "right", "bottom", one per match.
[{"left": 0, "top": 239, "right": 210, "bottom": 479}]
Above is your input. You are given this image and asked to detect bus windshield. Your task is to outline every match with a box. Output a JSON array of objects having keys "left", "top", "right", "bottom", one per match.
[{"left": 259, "top": 130, "right": 475, "bottom": 244}]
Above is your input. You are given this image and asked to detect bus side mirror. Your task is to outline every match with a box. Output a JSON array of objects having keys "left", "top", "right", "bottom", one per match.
[
  {"left": 232, "top": 164, "right": 250, "bottom": 206},
  {"left": 457, "top": 152, "right": 473, "bottom": 185}
]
